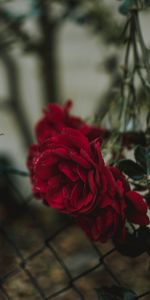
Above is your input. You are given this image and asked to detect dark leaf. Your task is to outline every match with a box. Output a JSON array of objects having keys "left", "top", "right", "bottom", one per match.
[
  {"left": 138, "top": 226, "right": 150, "bottom": 255},
  {"left": 113, "top": 232, "right": 146, "bottom": 257},
  {"left": 134, "top": 146, "right": 150, "bottom": 182},
  {"left": 144, "top": 193, "right": 150, "bottom": 206},
  {"left": 134, "top": 145, "right": 146, "bottom": 170},
  {"left": 119, "top": 0, "right": 136, "bottom": 16},
  {"left": 117, "top": 159, "right": 146, "bottom": 180},
  {"left": 96, "top": 286, "right": 137, "bottom": 300}
]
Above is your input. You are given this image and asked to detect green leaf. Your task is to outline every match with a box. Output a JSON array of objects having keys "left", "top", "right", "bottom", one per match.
[
  {"left": 117, "top": 159, "right": 146, "bottom": 180},
  {"left": 119, "top": 0, "right": 136, "bottom": 16},
  {"left": 144, "top": 193, "right": 150, "bottom": 205},
  {"left": 134, "top": 145, "right": 150, "bottom": 180},
  {"left": 134, "top": 145, "right": 146, "bottom": 170},
  {"left": 138, "top": 227, "right": 150, "bottom": 255},
  {"left": 96, "top": 286, "right": 137, "bottom": 300},
  {"left": 113, "top": 232, "right": 146, "bottom": 257},
  {"left": 96, "top": 289, "right": 115, "bottom": 300}
]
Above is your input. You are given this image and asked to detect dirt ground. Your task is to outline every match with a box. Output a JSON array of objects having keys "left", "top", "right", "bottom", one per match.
[{"left": 0, "top": 177, "right": 150, "bottom": 300}]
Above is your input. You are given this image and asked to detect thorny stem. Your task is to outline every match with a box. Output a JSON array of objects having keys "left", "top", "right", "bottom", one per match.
[
  {"left": 110, "top": 1, "right": 150, "bottom": 162},
  {"left": 133, "top": 10, "right": 150, "bottom": 129},
  {"left": 120, "top": 11, "right": 139, "bottom": 132},
  {"left": 0, "top": 166, "right": 29, "bottom": 176},
  {"left": 119, "top": 19, "right": 132, "bottom": 132},
  {"left": 135, "top": 12, "right": 150, "bottom": 82}
]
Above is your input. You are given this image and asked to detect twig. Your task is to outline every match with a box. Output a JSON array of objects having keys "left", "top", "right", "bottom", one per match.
[{"left": 0, "top": 166, "right": 29, "bottom": 176}]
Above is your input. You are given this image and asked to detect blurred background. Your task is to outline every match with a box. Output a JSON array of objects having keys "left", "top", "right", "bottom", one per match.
[
  {"left": 0, "top": 0, "right": 123, "bottom": 175},
  {"left": 0, "top": 0, "right": 149, "bottom": 172},
  {"left": 0, "top": 1, "right": 150, "bottom": 299}
]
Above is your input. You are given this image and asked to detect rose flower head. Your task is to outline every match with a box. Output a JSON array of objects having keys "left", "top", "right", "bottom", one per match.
[
  {"left": 27, "top": 126, "right": 149, "bottom": 242},
  {"left": 110, "top": 167, "right": 149, "bottom": 226},
  {"left": 28, "top": 128, "right": 104, "bottom": 214},
  {"left": 28, "top": 101, "right": 149, "bottom": 242},
  {"left": 78, "top": 166, "right": 149, "bottom": 242},
  {"left": 35, "top": 100, "right": 108, "bottom": 144}
]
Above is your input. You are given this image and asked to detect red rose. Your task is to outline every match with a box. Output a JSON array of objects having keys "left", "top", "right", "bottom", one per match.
[
  {"left": 77, "top": 203, "right": 126, "bottom": 242},
  {"left": 110, "top": 167, "right": 149, "bottom": 226},
  {"left": 27, "top": 128, "right": 149, "bottom": 242},
  {"left": 35, "top": 100, "right": 107, "bottom": 144},
  {"left": 28, "top": 128, "right": 106, "bottom": 214},
  {"left": 27, "top": 144, "right": 41, "bottom": 197},
  {"left": 122, "top": 131, "right": 146, "bottom": 149},
  {"left": 35, "top": 100, "right": 88, "bottom": 143},
  {"left": 27, "top": 103, "right": 150, "bottom": 242},
  {"left": 76, "top": 166, "right": 127, "bottom": 242},
  {"left": 77, "top": 167, "right": 149, "bottom": 242},
  {"left": 77, "top": 209, "right": 126, "bottom": 242}
]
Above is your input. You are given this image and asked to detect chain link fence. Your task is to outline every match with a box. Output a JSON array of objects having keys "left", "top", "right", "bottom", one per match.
[{"left": 0, "top": 172, "right": 149, "bottom": 300}]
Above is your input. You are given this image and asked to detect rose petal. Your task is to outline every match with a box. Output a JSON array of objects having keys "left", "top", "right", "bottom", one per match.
[
  {"left": 46, "top": 186, "right": 65, "bottom": 210},
  {"left": 88, "top": 170, "right": 96, "bottom": 194},
  {"left": 128, "top": 213, "right": 150, "bottom": 225},
  {"left": 69, "top": 150, "right": 91, "bottom": 169},
  {"left": 100, "top": 195, "right": 120, "bottom": 213},
  {"left": 79, "top": 192, "right": 96, "bottom": 213},
  {"left": 51, "top": 128, "right": 90, "bottom": 154},
  {"left": 126, "top": 191, "right": 148, "bottom": 213},
  {"left": 110, "top": 166, "right": 130, "bottom": 192},
  {"left": 59, "top": 161, "right": 78, "bottom": 182},
  {"left": 77, "top": 166, "right": 86, "bottom": 183},
  {"left": 94, "top": 141, "right": 105, "bottom": 170}
]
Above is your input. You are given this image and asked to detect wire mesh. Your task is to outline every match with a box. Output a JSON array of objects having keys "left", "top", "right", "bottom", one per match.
[{"left": 0, "top": 172, "right": 150, "bottom": 300}]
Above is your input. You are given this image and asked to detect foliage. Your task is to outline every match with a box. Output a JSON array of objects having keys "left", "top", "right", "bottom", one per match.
[
  {"left": 0, "top": 1, "right": 150, "bottom": 299},
  {"left": 96, "top": 286, "right": 137, "bottom": 300},
  {"left": 119, "top": 0, "right": 150, "bottom": 15},
  {"left": 113, "top": 227, "right": 150, "bottom": 257}
]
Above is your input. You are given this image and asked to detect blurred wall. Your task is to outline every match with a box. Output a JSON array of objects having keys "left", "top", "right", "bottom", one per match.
[{"left": 0, "top": 1, "right": 149, "bottom": 178}]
